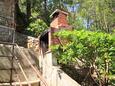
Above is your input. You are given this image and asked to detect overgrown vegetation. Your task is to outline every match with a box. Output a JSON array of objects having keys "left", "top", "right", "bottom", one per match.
[
  {"left": 52, "top": 30, "right": 115, "bottom": 85},
  {"left": 14, "top": 0, "right": 115, "bottom": 85}
]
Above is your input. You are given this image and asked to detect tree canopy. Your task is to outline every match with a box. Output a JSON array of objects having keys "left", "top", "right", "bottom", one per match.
[{"left": 16, "top": 0, "right": 115, "bottom": 35}]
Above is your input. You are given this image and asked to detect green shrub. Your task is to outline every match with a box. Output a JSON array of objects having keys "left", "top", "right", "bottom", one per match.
[
  {"left": 52, "top": 30, "right": 115, "bottom": 85},
  {"left": 27, "top": 19, "right": 48, "bottom": 37}
]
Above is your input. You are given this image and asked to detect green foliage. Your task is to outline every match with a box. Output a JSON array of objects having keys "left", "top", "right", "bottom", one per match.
[
  {"left": 52, "top": 30, "right": 115, "bottom": 84},
  {"left": 18, "top": 0, "right": 69, "bottom": 36},
  {"left": 77, "top": 0, "right": 115, "bottom": 32},
  {"left": 19, "top": 0, "right": 26, "bottom": 13},
  {"left": 18, "top": 0, "right": 115, "bottom": 36},
  {"left": 27, "top": 19, "right": 48, "bottom": 37},
  {"left": 53, "top": 30, "right": 114, "bottom": 63}
]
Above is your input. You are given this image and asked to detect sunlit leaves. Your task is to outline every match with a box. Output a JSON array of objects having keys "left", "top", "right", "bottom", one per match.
[
  {"left": 52, "top": 30, "right": 115, "bottom": 84},
  {"left": 27, "top": 19, "right": 48, "bottom": 37},
  {"left": 53, "top": 30, "right": 114, "bottom": 63}
]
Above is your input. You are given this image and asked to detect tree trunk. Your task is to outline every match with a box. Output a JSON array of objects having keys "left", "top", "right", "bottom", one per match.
[
  {"left": 26, "top": 0, "right": 31, "bottom": 25},
  {"left": 43, "top": 0, "right": 50, "bottom": 25},
  {"left": 15, "top": 0, "right": 28, "bottom": 32},
  {"left": 104, "top": 53, "right": 109, "bottom": 86}
]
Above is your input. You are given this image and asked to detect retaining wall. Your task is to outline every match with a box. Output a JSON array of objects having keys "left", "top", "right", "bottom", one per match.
[{"left": 41, "top": 51, "right": 81, "bottom": 86}]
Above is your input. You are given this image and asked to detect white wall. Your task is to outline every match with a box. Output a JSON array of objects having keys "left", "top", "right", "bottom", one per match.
[{"left": 41, "top": 52, "right": 81, "bottom": 86}]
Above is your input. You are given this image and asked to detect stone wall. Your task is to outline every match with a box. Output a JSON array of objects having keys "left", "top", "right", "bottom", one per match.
[
  {"left": 0, "top": 0, "right": 14, "bottom": 26},
  {"left": 15, "top": 32, "right": 39, "bottom": 52},
  {"left": 0, "top": 1, "right": 5, "bottom": 17},
  {"left": 27, "top": 36, "right": 39, "bottom": 51},
  {"left": 0, "top": 44, "right": 40, "bottom": 85},
  {"left": 0, "top": 25, "right": 39, "bottom": 51}
]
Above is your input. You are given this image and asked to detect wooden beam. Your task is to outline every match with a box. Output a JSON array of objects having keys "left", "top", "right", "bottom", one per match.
[
  {"left": 14, "top": 55, "right": 31, "bottom": 86},
  {"left": 0, "top": 79, "right": 40, "bottom": 86},
  {"left": 0, "top": 55, "right": 12, "bottom": 58},
  {"left": 16, "top": 44, "right": 48, "bottom": 86},
  {"left": 0, "top": 41, "right": 16, "bottom": 45},
  {"left": 0, "top": 68, "right": 15, "bottom": 70}
]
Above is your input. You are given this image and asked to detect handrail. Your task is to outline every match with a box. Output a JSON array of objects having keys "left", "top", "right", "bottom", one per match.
[
  {"left": 14, "top": 55, "right": 31, "bottom": 86},
  {"left": 0, "top": 79, "right": 40, "bottom": 86}
]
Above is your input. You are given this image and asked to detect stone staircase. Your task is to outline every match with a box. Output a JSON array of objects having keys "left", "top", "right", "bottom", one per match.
[{"left": 0, "top": 44, "right": 47, "bottom": 86}]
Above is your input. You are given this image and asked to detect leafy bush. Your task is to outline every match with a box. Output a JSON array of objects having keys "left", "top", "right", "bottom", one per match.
[
  {"left": 26, "top": 19, "right": 48, "bottom": 37},
  {"left": 52, "top": 30, "right": 115, "bottom": 85}
]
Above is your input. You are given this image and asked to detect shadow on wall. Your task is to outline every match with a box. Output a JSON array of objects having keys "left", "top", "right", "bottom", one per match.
[
  {"left": 15, "top": 32, "right": 28, "bottom": 47},
  {"left": 61, "top": 64, "right": 99, "bottom": 86},
  {"left": 0, "top": 25, "right": 28, "bottom": 47},
  {"left": 28, "top": 50, "right": 39, "bottom": 68},
  {"left": 15, "top": 32, "right": 39, "bottom": 49},
  {"left": 0, "top": 44, "right": 40, "bottom": 82}
]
